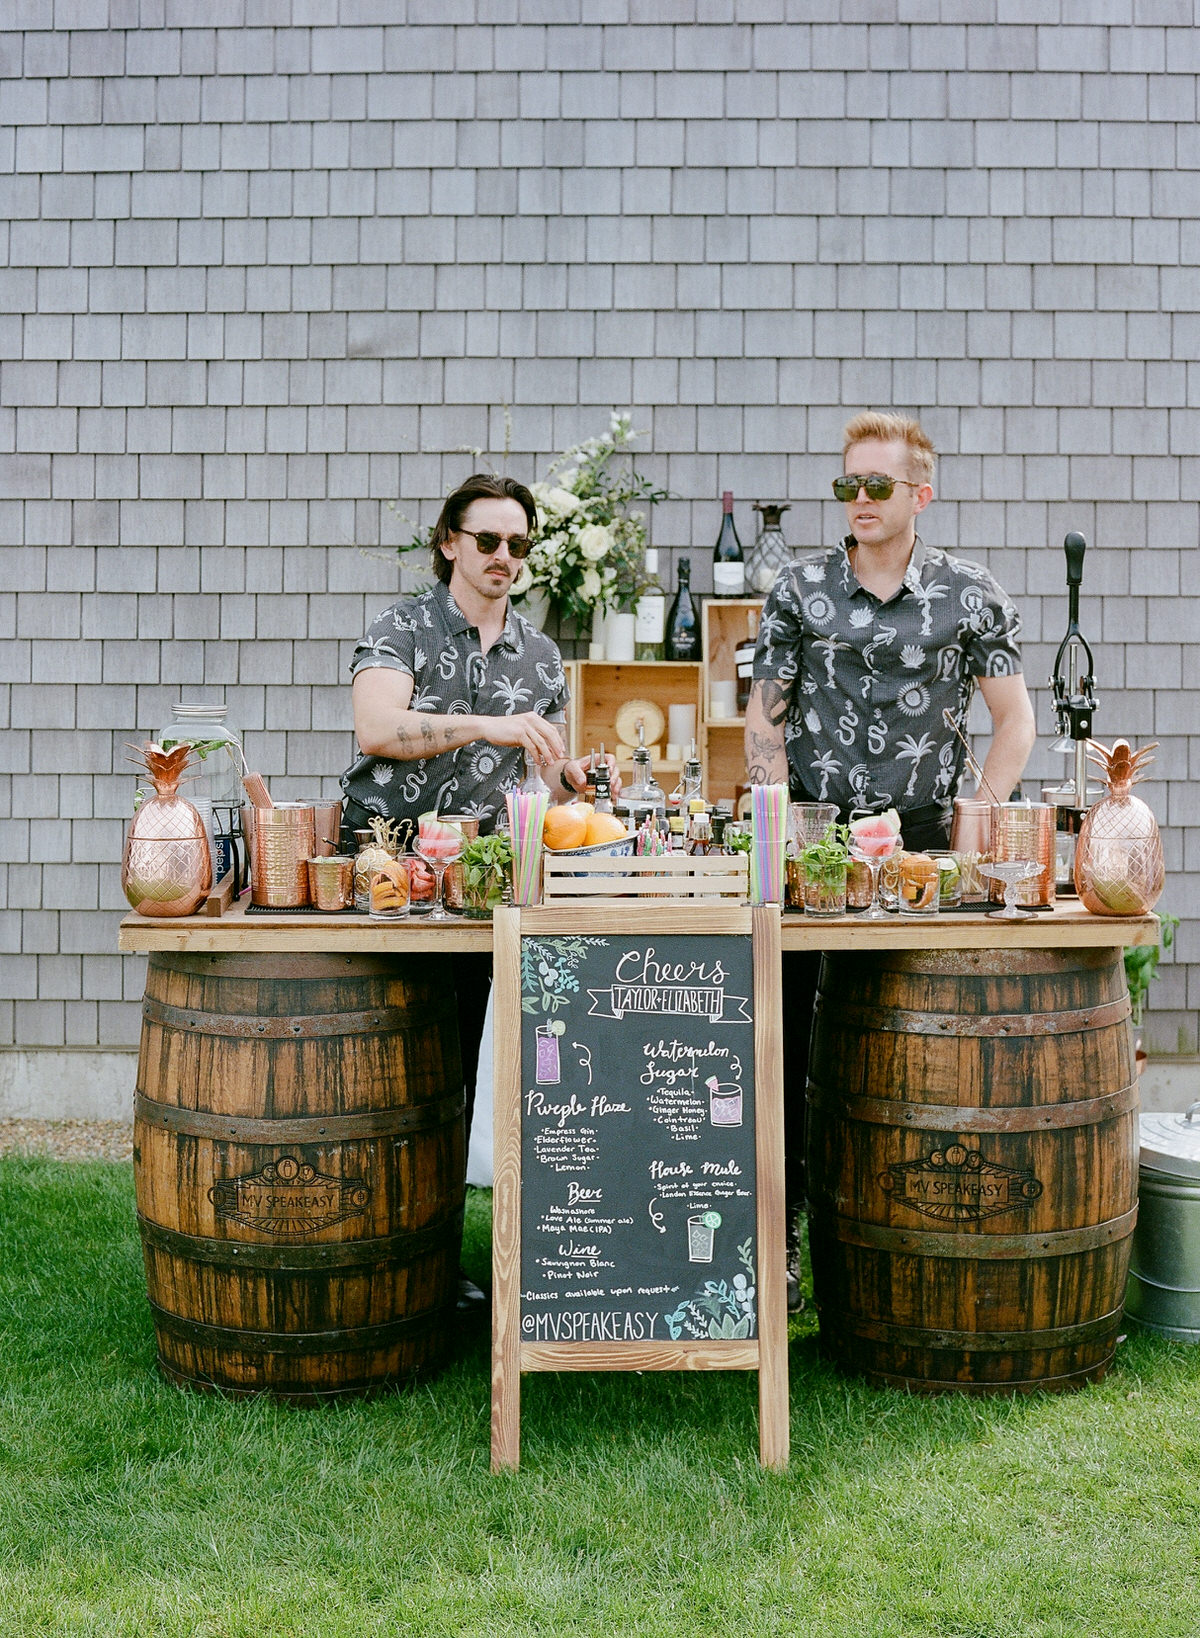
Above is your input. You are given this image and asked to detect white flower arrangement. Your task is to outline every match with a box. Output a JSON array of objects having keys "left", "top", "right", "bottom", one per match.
[{"left": 509, "top": 414, "right": 668, "bottom": 630}]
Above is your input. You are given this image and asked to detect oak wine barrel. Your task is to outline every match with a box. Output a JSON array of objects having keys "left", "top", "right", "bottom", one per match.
[
  {"left": 805, "top": 947, "right": 1138, "bottom": 1394},
  {"left": 134, "top": 951, "right": 464, "bottom": 1401}
]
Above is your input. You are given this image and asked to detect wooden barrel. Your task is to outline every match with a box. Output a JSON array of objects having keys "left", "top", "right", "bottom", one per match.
[
  {"left": 134, "top": 951, "right": 464, "bottom": 1401},
  {"left": 805, "top": 947, "right": 1138, "bottom": 1394}
]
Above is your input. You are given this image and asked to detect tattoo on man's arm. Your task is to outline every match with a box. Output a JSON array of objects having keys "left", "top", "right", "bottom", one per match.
[{"left": 759, "top": 680, "right": 789, "bottom": 726}]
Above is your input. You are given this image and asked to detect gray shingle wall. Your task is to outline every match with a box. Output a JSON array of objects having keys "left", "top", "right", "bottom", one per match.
[{"left": 2, "top": 1, "right": 1197, "bottom": 1057}]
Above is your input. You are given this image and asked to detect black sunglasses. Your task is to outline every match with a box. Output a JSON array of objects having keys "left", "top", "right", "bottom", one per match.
[
  {"left": 832, "top": 473, "right": 920, "bottom": 503},
  {"left": 457, "top": 528, "right": 534, "bottom": 559}
]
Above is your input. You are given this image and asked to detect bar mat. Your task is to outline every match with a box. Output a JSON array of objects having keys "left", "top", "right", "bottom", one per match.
[{"left": 244, "top": 901, "right": 362, "bottom": 915}]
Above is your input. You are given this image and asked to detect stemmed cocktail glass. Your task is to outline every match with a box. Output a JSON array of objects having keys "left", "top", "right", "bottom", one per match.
[
  {"left": 979, "top": 859, "right": 1039, "bottom": 920},
  {"left": 414, "top": 821, "right": 466, "bottom": 923},
  {"left": 848, "top": 808, "right": 901, "bottom": 920}
]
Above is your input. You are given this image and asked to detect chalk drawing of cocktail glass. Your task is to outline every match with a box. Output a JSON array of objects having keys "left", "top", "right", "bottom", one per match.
[
  {"left": 534, "top": 1019, "right": 565, "bottom": 1084},
  {"left": 687, "top": 1210, "right": 721, "bottom": 1263},
  {"left": 705, "top": 1075, "right": 743, "bottom": 1127}
]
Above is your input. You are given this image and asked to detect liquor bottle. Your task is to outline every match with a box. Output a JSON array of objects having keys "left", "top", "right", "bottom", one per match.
[
  {"left": 592, "top": 758, "right": 614, "bottom": 815},
  {"left": 634, "top": 549, "right": 666, "bottom": 662},
  {"left": 734, "top": 608, "right": 759, "bottom": 716},
  {"left": 712, "top": 491, "right": 745, "bottom": 598},
  {"left": 664, "top": 556, "right": 700, "bottom": 661}
]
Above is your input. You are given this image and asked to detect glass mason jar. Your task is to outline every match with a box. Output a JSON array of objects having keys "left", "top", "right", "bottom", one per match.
[{"left": 156, "top": 702, "right": 243, "bottom": 880}]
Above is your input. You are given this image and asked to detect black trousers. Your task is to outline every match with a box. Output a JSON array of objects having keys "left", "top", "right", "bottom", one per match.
[
  {"left": 781, "top": 803, "right": 952, "bottom": 1236},
  {"left": 342, "top": 798, "right": 490, "bottom": 1153}
]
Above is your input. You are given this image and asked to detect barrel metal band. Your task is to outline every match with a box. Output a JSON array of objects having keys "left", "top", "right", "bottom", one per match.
[
  {"left": 817, "top": 1305, "right": 1124, "bottom": 1353},
  {"left": 148, "top": 1300, "right": 452, "bottom": 1355},
  {"left": 806, "top": 1078, "right": 1140, "bottom": 1132},
  {"left": 815, "top": 994, "right": 1130, "bottom": 1038},
  {"left": 134, "top": 1089, "right": 464, "bottom": 1143},
  {"left": 141, "top": 994, "right": 447, "bottom": 1039},
  {"left": 840, "top": 1363, "right": 1112, "bottom": 1395},
  {"left": 826, "top": 1206, "right": 1138, "bottom": 1259},
  {"left": 138, "top": 1209, "right": 463, "bottom": 1271}
]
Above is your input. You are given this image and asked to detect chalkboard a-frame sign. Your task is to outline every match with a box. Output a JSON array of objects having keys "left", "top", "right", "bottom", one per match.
[{"left": 491, "top": 902, "right": 787, "bottom": 1471}]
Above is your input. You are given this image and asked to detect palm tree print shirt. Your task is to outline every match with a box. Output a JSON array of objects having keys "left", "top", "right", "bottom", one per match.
[
  {"left": 752, "top": 536, "right": 1023, "bottom": 816},
  {"left": 342, "top": 580, "right": 570, "bottom": 833}
]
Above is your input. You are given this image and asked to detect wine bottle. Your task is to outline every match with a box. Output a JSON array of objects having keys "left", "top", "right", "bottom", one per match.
[
  {"left": 634, "top": 548, "right": 666, "bottom": 661},
  {"left": 664, "top": 556, "right": 701, "bottom": 661},
  {"left": 734, "top": 607, "right": 759, "bottom": 716},
  {"left": 712, "top": 490, "right": 745, "bottom": 598}
]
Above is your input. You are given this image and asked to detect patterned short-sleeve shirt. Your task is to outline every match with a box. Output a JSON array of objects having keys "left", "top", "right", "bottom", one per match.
[
  {"left": 341, "top": 579, "right": 570, "bottom": 834},
  {"left": 752, "top": 535, "right": 1023, "bottom": 816}
]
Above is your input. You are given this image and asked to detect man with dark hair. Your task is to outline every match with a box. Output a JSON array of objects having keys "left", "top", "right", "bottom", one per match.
[
  {"left": 745, "top": 412, "right": 1035, "bottom": 1307},
  {"left": 343, "top": 473, "right": 595, "bottom": 835},
  {"left": 342, "top": 473, "right": 613, "bottom": 1313}
]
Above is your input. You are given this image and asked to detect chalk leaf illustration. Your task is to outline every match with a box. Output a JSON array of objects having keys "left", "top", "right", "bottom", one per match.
[{"left": 521, "top": 936, "right": 610, "bottom": 1015}]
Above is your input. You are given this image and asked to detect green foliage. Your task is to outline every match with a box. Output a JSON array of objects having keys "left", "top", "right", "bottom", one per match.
[
  {"left": 1125, "top": 911, "right": 1179, "bottom": 1025},
  {"left": 3, "top": 1159, "right": 1200, "bottom": 1636},
  {"left": 798, "top": 821, "right": 851, "bottom": 886},
  {"left": 460, "top": 833, "right": 513, "bottom": 892}
]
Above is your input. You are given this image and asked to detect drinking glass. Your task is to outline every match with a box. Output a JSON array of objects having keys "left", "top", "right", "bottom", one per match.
[
  {"left": 979, "top": 859, "right": 1039, "bottom": 920},
  {"left": 848, "top": 808, "right": 900, "bottom": 920},
  {"left": 414, "top": 827, "right": 466, "bottom": 923}
]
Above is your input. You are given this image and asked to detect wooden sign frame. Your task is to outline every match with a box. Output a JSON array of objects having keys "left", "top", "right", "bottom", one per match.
[{"left": 491, "top": 902, "right": 787, "bottom": 1471}]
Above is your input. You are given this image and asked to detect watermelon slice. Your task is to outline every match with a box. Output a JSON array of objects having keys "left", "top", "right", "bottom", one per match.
[
  {"left": 417, "top": 815, "right": 466, "bottom": 860},
  {"left": 849, "top": 808, "right": 902, "bottom": 858}
]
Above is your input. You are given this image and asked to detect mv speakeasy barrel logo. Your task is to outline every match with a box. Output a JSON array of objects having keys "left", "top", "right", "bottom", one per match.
[
  {"left": 209, "top": 1155, "right": 372, "bottom": 1237},
  {"left": 879, "top": 1143, "right": 1043, "bottom": 1224}
]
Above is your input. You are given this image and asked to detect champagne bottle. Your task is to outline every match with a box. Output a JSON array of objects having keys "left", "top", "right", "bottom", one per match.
[
  {"left": 664, "top": 556, "right": 700, "bottom": 661},
  {"left": 712, "top": 490, "right": 745, "bottom": 598},
  {"left": 634, "top": 548, "right": 666, "bottom": 661}
]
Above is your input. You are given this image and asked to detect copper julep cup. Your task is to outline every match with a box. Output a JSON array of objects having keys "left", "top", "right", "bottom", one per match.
[
  {"left": 306, "top": 854, "right": 355, "bottom": 911},
  {"left": 243, "top": 802, "right": 315, "bottom": 906},
  {"left": 296, "top": 797, "right": 344, "bottom": 857},
  {"left": 990, "top": 801, "right": 1055, "bottom": 908}
]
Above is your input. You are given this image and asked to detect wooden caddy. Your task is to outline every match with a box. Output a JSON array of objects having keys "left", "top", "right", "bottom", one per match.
[{"left": 490, "top": 899, "right": 788, "bottom": 1472}]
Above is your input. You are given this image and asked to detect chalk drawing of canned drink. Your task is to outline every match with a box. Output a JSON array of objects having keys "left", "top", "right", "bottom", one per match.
[
  {"left": 687, "top": 1210, "right": 721, "bottom": 1263},
  {"left": 706, "top": 1075, "right": 743, "bottom": 1126},
  {"left": 534, "top": 1020, "right": 564, "bottom": 1085}
]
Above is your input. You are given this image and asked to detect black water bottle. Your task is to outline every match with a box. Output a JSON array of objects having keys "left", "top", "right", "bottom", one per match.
[
  {"left": 664, "top": 556, "right": 701, "bottom": 661},
  {"left": 712, "top": 490, "right": 745, "bottom": 597}
]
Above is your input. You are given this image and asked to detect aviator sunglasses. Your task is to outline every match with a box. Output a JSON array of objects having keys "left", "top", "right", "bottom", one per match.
[
  {"left": 457, "top": 527, "right": 533, "bottom": 559},
  {"left": 832, "top": 473, "right": 921, "bottom": 503}
]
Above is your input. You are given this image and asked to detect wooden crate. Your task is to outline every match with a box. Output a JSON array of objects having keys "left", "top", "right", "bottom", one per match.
[{"left": 542, "top": 852, "right": 749, "bottom": 901}]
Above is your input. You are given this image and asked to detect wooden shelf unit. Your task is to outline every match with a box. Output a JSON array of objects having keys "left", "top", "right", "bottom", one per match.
[
  {"left": 701, "top": 597, "right": 764, "bottom": 805},
  {"left": 566, "top": 602, "right": 766, "bottom": 804},
  {"left": 566, "top": 659, "right": 702, "bottom": 779}
]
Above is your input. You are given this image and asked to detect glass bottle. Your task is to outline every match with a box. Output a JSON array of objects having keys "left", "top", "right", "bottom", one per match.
[
  {"left": 734, "top": 607, "right": 759, "bottom": 716},
  {"left": 664, "top": 556, "right": 701, "bottom": 661},
  {"left": 746, "top": 502, "right": 792, "bottom": 595},
  {"left": 634, "top": 549, "right": 666, "bottom": 661},
  {"left": 712, "top": 491, "right": 745, "bottom": 598}
]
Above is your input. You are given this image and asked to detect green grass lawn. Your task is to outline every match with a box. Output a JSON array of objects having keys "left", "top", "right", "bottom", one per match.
[{"left": 2, "top": 1158, "right": 1199, "bottom": 1638}]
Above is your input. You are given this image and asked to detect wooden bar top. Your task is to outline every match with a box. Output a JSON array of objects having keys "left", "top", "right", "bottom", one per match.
[{"left": 119, "top": 896, "right": 1157, "bottom": 955}]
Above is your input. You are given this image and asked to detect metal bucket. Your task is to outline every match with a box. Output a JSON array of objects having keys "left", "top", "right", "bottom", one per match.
[
  {"left": 242, "top": 803, "right": 315, "bottom": 906},
  {"left": 1126, "top": 1103, "right": 1200, "bottom": 1342}
]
